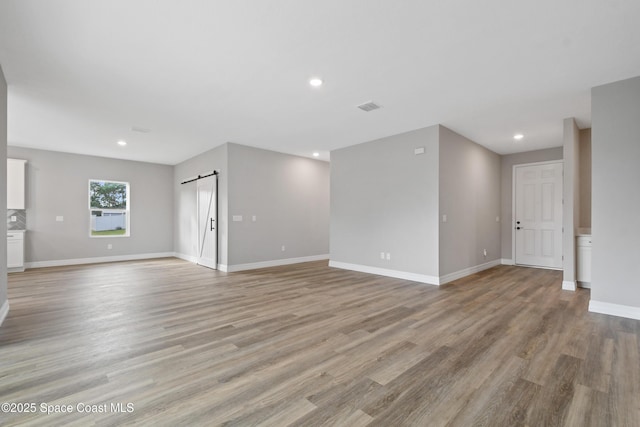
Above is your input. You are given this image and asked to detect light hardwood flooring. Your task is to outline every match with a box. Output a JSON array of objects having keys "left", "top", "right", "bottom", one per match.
[{"left": 1, "top": 259, "right": 639, "bottom": 426}]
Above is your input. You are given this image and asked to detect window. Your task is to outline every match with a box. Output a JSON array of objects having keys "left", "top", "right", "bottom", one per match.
[{"left": 89, "top": 180, "right": 130, "bottom": 237}]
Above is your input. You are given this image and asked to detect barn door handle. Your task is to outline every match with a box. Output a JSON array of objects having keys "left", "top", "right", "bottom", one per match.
[{"left": 211, "top": 218, "right": 215, "bottom": 231}]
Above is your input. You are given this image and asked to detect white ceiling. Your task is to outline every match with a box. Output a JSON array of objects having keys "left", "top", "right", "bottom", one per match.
[{"left": 1, "top": 1, "right": 639, "bottom": 165}]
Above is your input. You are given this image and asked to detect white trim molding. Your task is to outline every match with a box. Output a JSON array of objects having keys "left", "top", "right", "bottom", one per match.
[
  {"left": 501, "top": 258, "right": 514, "bottom": 266},
  {"left": 329, "top": 261, "right": 440, "bottom": 286},
  {"left": 562, "top": 280, "right": 577, "bottom": 291},
  {"left": 589, "top": 300, "right": 640, "bottom": 320},
  {"left": 439, "top": 259, "right": 502, "bottom": 285},
  {"left": 24, "top": 252, "right": 175, "bottom": 269},
  {"left": 225, "top": 254, "right": 329, "bottom": 273},
  {"left": 0, "top": 300, "right": 9, "bottom": 327}
]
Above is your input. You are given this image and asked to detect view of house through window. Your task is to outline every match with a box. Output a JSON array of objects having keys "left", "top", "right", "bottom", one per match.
[{"left": 89, "top": 180, "right": 130, "bottom": 237}]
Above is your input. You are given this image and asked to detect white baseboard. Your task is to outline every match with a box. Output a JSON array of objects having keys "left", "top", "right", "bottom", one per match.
[
  {"left": 562, "top": 280, "right": 577, "bottom": 291},
  {"left": 225, "top": 254, "right": 329, "bottom": 272},
  {"left": 439, "top": 259, "right": 502, "bottom": 285},
  {"left": 501, "top": 258, "right": 514, "bottom": 266},
  {"left": 328, "top": 261, "right": 440, "bottom": 286},
  {"left": 589, "top": 300, "right": 640, "bottom": 320},
  {"left": 25, "top": 252, "right": 176, "bottom": 269},
  {"left": 577, "top": 281, "right": 591, "bottom": 289},
  {"left": 0, "top": 300, "right": 9, "bottom": 327}
]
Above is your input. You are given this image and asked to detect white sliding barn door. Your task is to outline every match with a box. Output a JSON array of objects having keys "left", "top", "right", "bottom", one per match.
[
  {"left": 197, "top": 175, "right": 217, "bottom": 269},
  {"left": 514, "top": 162, "right": 563, "bottom": 269}
]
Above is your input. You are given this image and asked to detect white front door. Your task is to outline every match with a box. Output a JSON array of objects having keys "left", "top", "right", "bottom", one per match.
[
  {"left": 514, "top": 162, "right": 563, "bottom": 269},
  {"left": 197, "top": 175, "right": 217, "bottom": 269}
]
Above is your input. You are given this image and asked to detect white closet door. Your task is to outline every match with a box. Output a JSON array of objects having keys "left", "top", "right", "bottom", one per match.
[{"left": 197, "top": 175, "right": 217, "bottom": 269}]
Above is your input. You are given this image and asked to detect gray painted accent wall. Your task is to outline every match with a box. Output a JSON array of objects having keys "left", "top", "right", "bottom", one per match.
[
  {"left": 591, "top": 76, "right": 640, "bottom": 307},
  {"left": 173, "top": 144, "right": 229, "bottom": 265},
  {"left": 579, "top": 129, "right": 592, "bottom": 228},
  {"left": 6, "top": 147, "right": 174, "bottom": 263},
  {"left": 439, "top": 126, "right": 501, "bottom": 276},
  {"left": 500, "top": 147, "right": 563, "bottom": 260},
  {"left": 0, "top": 65, "right": 7, "bottom": 309},
  {"left": 330, "top": 126, "right": 440, "bottom": 277},
  {"left": 563, "top": 118, "right": 580, "bottom": 285},
  {"left": 227, "top": 143, "right": 329, "bottom": 265}
]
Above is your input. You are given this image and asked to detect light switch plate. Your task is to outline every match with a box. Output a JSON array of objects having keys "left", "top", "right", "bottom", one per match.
[
  {"left": 56, "top": 216, "right": 64, "bottom": 222},
  {"left": 232, "top": 215, "right": 243, "bottom": 222}
]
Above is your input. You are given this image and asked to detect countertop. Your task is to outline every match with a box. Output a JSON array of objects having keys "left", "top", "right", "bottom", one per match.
[{"left": 576, "top": 227, "right": 592, "bottom": 237}]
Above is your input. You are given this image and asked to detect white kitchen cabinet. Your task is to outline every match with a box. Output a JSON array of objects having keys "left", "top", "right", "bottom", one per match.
[
  {"left": 7, "top": 158, "right": 26, "bottom": 209},
  {"left": 7, "top": 230, "right": 25, "bottom": 272},
  {"left": 576, "top": 235, "right": 592, "bottom": 287}
]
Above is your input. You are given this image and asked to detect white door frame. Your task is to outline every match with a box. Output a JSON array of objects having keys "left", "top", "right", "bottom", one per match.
[{"left": 511, "top": 160, "right": 564, "bottom": 268}]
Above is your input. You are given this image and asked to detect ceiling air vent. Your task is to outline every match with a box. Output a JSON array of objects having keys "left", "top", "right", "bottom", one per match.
[{"left": 357, "top": 101, "right": 381, "bottom": 112}]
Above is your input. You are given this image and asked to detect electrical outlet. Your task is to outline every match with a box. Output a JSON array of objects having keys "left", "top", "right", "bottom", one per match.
[
  {"left": 56, "top": 216, "right": 64, "bottom": 222},
  {"left": 281, "top": 245, "right": 286, "bottom": 252},
  {"left": 107, "top": 244, "right": 113, "bottom": 250},
  {"left": 386, "top": 253, "right": 391, "bottom": 260},
  {"left": 252, "top": 215, "right": 257, "bottom": 222},
  {"left": 483, "top": 248, "right": 487, "bottom": 257},
  {"left": 442, "top": 214, "right": 447, "bottom": 223},
  {"left": 380, "top": 252, "right": 385, "bottom": 260}
]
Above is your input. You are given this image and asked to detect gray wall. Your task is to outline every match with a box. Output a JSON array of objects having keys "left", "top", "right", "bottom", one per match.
[
  {"left": 591, "top": 76, "right": 640, "bottom": 307},
  {"left": 330, "top": 126, "right": 440, "bottom": 277},
  {"left": 6, "top": 147, "right": 174, "bottom": 263},
  {"left": 173, "top": 144, "right": 228, "bottom": 265},
  {"left": 500, "top": 147, "right": 563, "bottom": 260},
  {"left": 439, "top": 126, "right": 501, "bottom": 276},
  {"left": 227, "top": 143, "right": 329, "bottom": 266},
  {"left": 0, "top": 65, "right": 7, "bottom": 312},
  {"left": 563, "top": 118, "right": 580, "bottom": 285},
  {"left": 579, "top": 128, "right": 592, "bottom": 228}
]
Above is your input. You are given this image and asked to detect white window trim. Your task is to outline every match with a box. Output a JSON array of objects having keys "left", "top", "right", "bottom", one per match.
[{"left": 89, "top": 179, "right": 130, "bottom": 238}]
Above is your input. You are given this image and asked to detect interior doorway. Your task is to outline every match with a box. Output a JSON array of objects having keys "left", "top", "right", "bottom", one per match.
[{"left": 513, "top": 161, "right": 563, "bottom": 269}]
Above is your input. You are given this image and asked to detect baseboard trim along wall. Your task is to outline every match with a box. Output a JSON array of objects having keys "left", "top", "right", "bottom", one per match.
[
  {"left": 0, "top": 300, "right": 10, "bottom": 327},
  {"left": 562, "top": 280, "right": 577, "bottom": 291},
  {"left": 589, "top": 300, "right": 640, "bottom": 321},
  {"left": 328, "top": 261, "right": 440, "bottom": 285},
  {"left": 439, "top": 259, "right": 502, "bottom": 285},
  {"left": 329, "top": 259, "right": 505, "bottom": 286},
  {"left": 501, "top": 258, "right": 514, "bottom": 265},
  {"left": 224, "top": 254, "right": 329, "bottom": 273},
  {"left": 24, "top": 252, "right": 176, "bottom": 269}
]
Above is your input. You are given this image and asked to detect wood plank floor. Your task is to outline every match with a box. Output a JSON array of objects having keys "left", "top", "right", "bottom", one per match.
[{"left": 1, "top": 259, "right": 639, "bottom": 426}]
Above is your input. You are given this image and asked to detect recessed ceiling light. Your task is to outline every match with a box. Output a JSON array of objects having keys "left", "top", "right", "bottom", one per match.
[
  {"left": 313, "top": 152, "right": 320, "bottom": 157},
  {"left": 514, "top": 133, "right": 524, "bottom": 141},
  {"left": 309, "top": 78, "right": 323, "bottom": 87},
  {"left": 117, "top": 140, "right": 127, "bottom": 146}
]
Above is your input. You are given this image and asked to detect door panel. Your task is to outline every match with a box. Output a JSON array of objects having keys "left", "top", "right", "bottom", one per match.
[
  {"left": 197, "top": 175, "right": 217, "bottom": 269},
  {"left": 515, "top": 162, "right": 563, "bottom": 269}
]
